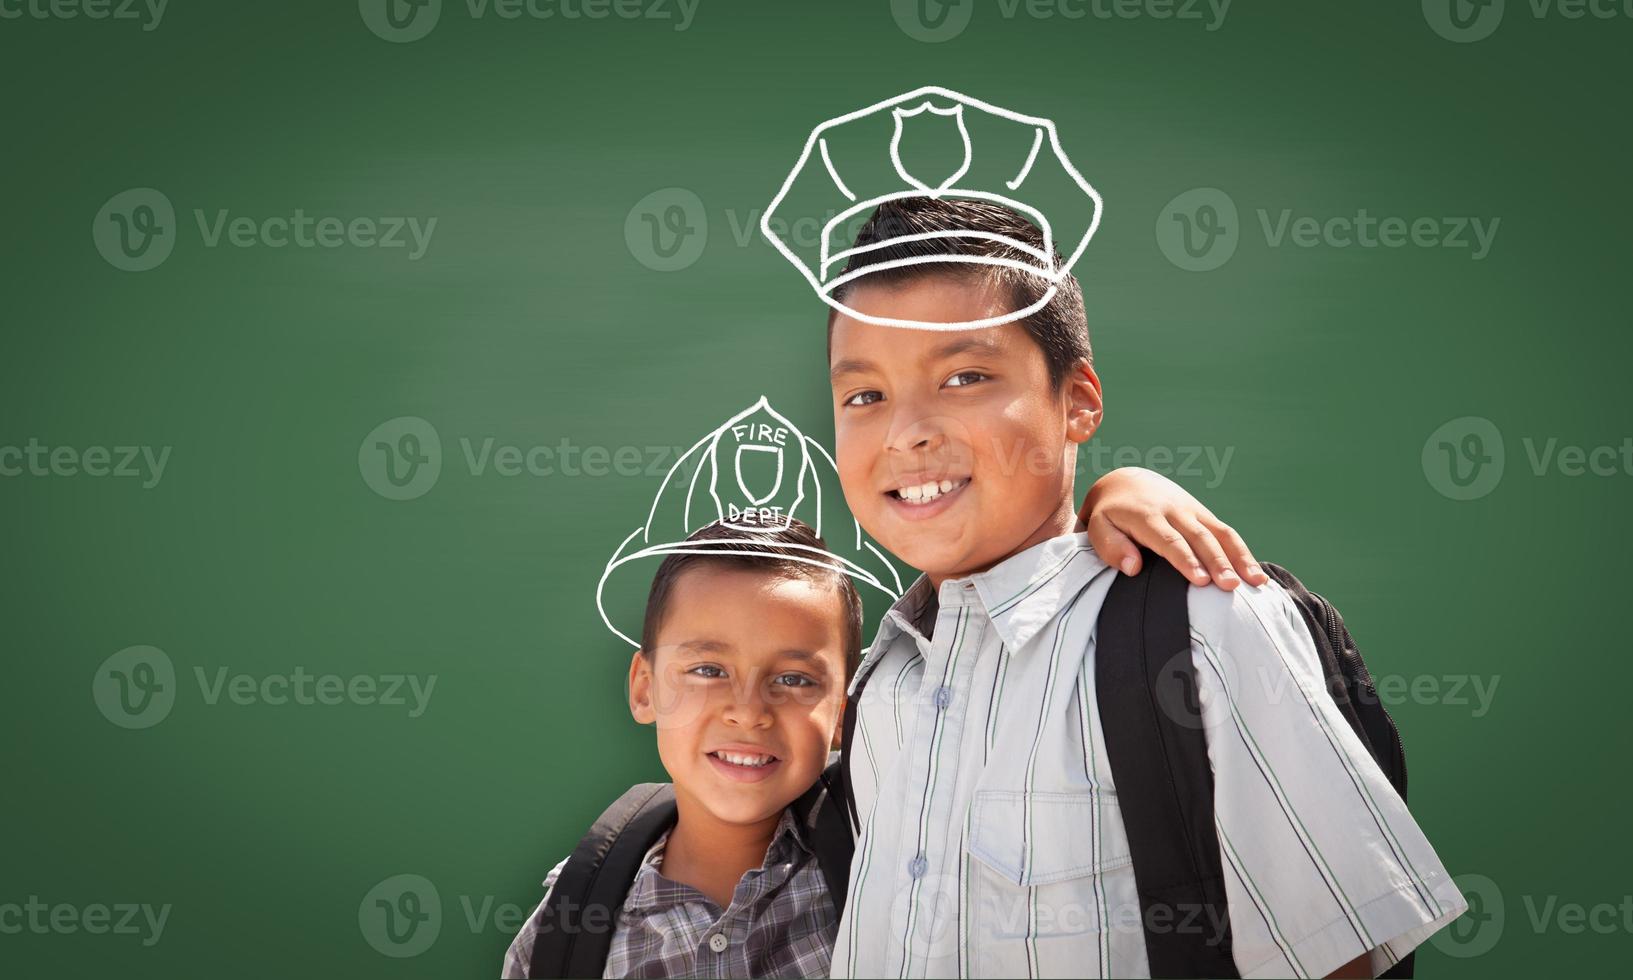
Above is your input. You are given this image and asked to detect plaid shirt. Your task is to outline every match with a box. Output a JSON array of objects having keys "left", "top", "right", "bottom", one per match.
[{"left": 502, "top": 807, "right": 836, "bottom": 978}]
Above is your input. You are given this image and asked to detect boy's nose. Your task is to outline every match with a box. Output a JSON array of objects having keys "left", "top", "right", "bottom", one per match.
[
  {"left": 721, "top": 693, "right": 775, "bottom": 730},
  {"left": 887, "top": 415, "right": 949, "bottom": 455}
]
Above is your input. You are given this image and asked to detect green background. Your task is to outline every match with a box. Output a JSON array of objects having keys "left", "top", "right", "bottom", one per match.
[{"left": 3, "top": 0, "right": 1628, "bottom": 975}]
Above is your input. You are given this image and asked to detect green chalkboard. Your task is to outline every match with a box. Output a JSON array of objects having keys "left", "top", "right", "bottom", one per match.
[{"left": 3, "top": 1, "right": 1629, "bottom": 976}]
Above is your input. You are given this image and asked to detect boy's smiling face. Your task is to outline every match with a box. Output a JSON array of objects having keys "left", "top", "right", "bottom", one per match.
[
  {"left": 628, "top": 565, "right": 849, "bottom": 827},
  {"left": 829, "top": 275, "right": 1103, "bottom": 583}
]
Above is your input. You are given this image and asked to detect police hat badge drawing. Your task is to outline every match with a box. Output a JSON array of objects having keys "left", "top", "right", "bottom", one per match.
[
  {"left": 760, "top": 85, "right": 1104, "bottom": 331},
  {"left": 596, "top": 397, "right": 903, "bottom": 648}
]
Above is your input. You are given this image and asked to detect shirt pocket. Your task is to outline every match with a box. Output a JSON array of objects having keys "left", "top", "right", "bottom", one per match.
[
  {"left": 963, "top": 788, "right": 1137, "bottom": 973},
  {"left": 967, "top": 789, "right": 1131, "bottom": 886}
]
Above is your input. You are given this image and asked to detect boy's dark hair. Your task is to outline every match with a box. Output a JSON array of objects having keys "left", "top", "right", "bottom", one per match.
[
  {"left": 639, "top": 516, "right": 865, "bottom": 677},
  {"left": 828, "top": 197, "right": 1092, "bottom": 388}
]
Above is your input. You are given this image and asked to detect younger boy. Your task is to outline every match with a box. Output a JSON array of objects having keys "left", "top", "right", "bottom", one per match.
[
  {"left": 503, "top": 516, "right": 859, "bottom": 978},
  {"left": 826, "top": 198, "right": 1467, "bottom": 977}
]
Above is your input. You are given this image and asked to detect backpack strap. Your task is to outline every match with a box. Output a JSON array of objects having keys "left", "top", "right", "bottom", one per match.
[
  {"left": 795, "top": 758, "right": 856, "bottom": 918},
  {"left": 1096, "top": 549, "right": 1238, "bottom": 978},
  {"left": 526, "top": 783, "right": 677, "bottom": 979}
]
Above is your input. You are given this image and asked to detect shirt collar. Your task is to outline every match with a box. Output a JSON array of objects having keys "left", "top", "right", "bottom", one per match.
[
  {"left": 853, "top": 533, "right": 1105, "bottom": 688},
  {"left": 621, "top": 806, "right": 810, "bottom": 915}
]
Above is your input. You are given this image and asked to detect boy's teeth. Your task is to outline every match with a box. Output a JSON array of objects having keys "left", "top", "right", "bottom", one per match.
[
  {"left": 896, "top": 478, "right": 966, "bottom": 505},
  {"left": 716, "top": 751, "right": 773, "bottom": 767}
]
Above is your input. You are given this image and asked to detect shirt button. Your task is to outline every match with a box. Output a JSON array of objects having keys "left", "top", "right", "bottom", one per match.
[
  {"left": 933, "top": 686, "right": 953, "bottom": 709},
  {"left": 908, "top": 854, "right": 928, "bottom": 879},
  {"left": 708, "top": 933, "right": 729, "bottom": 953}
]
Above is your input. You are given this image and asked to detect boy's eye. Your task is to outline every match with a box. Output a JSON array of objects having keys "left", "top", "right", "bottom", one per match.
[
  {"left": 773, "top": 672, "right": 817, "bottom": 688},
  {"left": 944, "top": 371, "right": 988, "bottom": 388},
  {"left": 843, "top": 390, "right": 883, "bottom": 407},
  {"left": 686, "top": 664, "right": 726, "bottom": 679}
]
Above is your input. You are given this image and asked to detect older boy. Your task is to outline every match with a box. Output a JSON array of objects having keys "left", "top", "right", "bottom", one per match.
[{"left": 826, "top": 198, "right": 1466, "bottom": 978}]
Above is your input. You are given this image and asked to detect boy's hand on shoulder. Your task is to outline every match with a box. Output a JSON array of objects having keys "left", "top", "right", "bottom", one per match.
[{"left": 1080, "top": 466, "right": 1269, "bottom": 590}]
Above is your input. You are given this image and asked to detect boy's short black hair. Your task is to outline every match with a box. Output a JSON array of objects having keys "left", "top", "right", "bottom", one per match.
[
  {"left": 828, "top": 197, "right": 1092, "bottom": 388},
  {"left": 639, "top": 516, "right": 865, "bottom": 677}
]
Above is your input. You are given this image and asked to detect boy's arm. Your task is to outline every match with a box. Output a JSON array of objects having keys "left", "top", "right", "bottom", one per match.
[
  {"left": 1187, "top": 582, "right": 1467, "bottom": 979},
  {"left": 1328, "top": 952, "right": 1375, "bottom": 978},
  {"left": 1080, "top": 466, "right": 1268, "bottom": 589},
  {"left": 500, "top": 857, "right": 570, "bottom": 980}
]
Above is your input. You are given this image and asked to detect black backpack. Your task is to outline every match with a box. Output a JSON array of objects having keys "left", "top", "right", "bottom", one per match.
[
  {"left": 524, "top": 760, "right": 854, "bottom": 978},
  {"left": 837, "top": 548, "right": 1412, "bottom": 979}
]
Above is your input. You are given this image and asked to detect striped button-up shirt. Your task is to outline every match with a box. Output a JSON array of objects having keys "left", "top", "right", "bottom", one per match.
[
  {"left": 503, "top": 807, "right": 836, "bottom": 978},
  {"left": 833, "top": 532, "right": 1466, "bottom": 978}
]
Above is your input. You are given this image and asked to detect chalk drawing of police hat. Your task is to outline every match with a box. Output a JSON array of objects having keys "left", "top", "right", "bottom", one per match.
[
  {"left": 759, "top": 85, "right": 1104, "bottom": 331},
  {"left": 596, "top": 396, "right": 904, "bottom": 648}
]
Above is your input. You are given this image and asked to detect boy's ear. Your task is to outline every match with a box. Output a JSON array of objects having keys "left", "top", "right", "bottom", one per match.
[
  {"left": 1063, "top": 358, "right": 1104, "bottom": 445},
  {"left": 829, "top": 694, "right": 847, "bottom": 751},
  {"left": 628, "top": 649, "right": 656, "bottom": 726}
]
